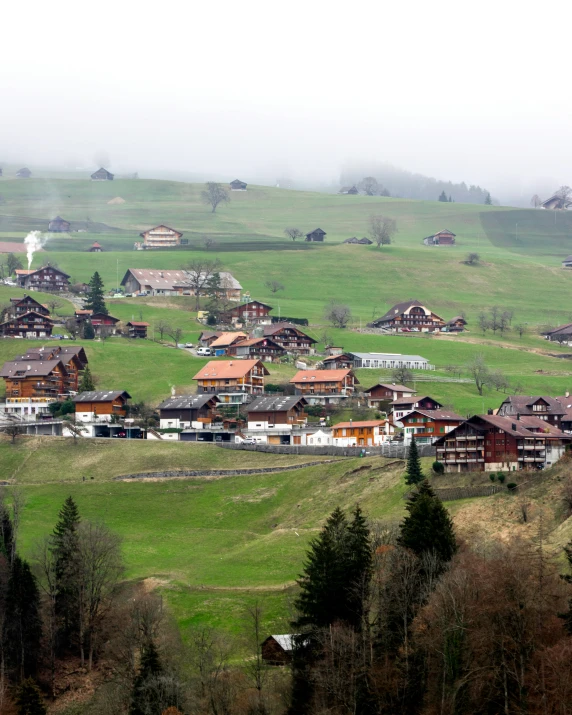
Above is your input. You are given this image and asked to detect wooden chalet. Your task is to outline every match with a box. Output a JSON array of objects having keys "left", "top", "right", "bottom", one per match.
[
  {"left": 364, "top": 382, "right": 417, "bottom": 410},
  {"left": 496, "top": 395, "right": 565, "bottom": 427},
  {"left": 289, "top": 368, "right": 358, "bottom": 405},
  {"left": 247, "top": 395, "right": 308, "bottom": 430},
  {"left": 434, "top": 414, "right": 572, "bottom": 473},
  {"left": 401, "top": 409, "right": 465, "bottom": 446},
  {"left": 261, "top": 635, "right": 295, "bottom": 665},
  {"left": 126, "top": 321, "right": 149, "bottom": 338},
  {"left": 444, "top": 316, "right": 467, "bottom": 332},
  {"left": 0, "top": 311, "right": 54, "bottom": 338},
  {"left": 346, "top": 186, "right": 359, "bottom": 194},
  {"left": 81, "top": 312, "right": 120, "bottom": 336},
  {"left": 262, "top": 323, "right": 316, "bottom": 355},
  {"left": 88, "top": 242, "right": 103, "bottom": 252},
  {"left": 230, "top": 179, "right": 247, "bottom": 191},
  {"left": 139, "top": 225, "right": 183, "bottom": 248},
  {"left": 192, "top": 359, "right": 269, "bottom": 402},
  {"left": 199, "top": 330, "right": 223, "bottom": 346},
  {"left": 423, "top": 229, "right": 456, "bottom": 246},
  {"left": 209, "top": 332, "right": 248, "bottom": 354},
  {"left": 16, "top": 265, "right": 71, "bottom": 292},
  {"left": 321, "top": 353, "right": 354, "bottom": 370},
  {"left": 332, "top": 419, "right": 392, "bottom": 447},
  {"left": 222, "top": 300, "right": 273, "bottom": 325},
  {"left": 368, "top": 300, "right": 446, "bottom": 332},
  {"left": 16, "top": 168, "right": 31, "bottom": 178},
  {"left": 542, "top": 194, "right": 572, "bottom": 210},
  {"left": 158, "top": 394, "right": 220, "bottom": 429},
  {"left": 391, "top": 395, "right": 443, "bottom": 422},
  {"left": 305, "top": 228, "right": 326, "bottom": 242},
  {"left": 48, "top": 216, "right": 71, "bottom": 233},
  {"left": 227, "top": 337, "right": 285, "bottom": 361},
  {"left": 1, "top": 346, "right": 86, "bottom": 398},
  {"left": 8, "top": 295, "right": 50, "bottom": 318},
  {"left": 91, "top": 167, "right": 114, "bottom": 181},
  {"left": 542, "top": 324, "right": 572, "bottom": 345},
  {"left": 73, "top": 390, "right": 131, "bottom": 422}
]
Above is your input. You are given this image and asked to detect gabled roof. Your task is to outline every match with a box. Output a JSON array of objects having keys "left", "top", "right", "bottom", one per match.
[
  {"left": 232, "top": 337, "right": 283, "bottom": 349},
  {"left": 0, "top": 311, "right": 55, "bottom": 327},
  {"left": 73, "top": 390, "right": 131, "bottom": 403},
  {"left": 139, "top": 224, "right": 183, "bottom": 239},
  {"left": 209, "top": 332, "right": 247, "bottom": 348},
  {"left": 446, "top": 315, "right": 467, "bottom": 325},
  {"left": 332, "top": 420, "right": 386, "bottom": 428},
  {"left": 228, "top": 300, "right": 273, "bottom": 312},
  {"left": 1, "top": 359, "right": 66, "bottom": 378},
  {"left": 248, "top": 395, "right": 307, "bottom": 412},
  {"left": 262, "top": 323, "right": 316, "bottom": 342},
  {"left": 193, "top": 359, "right": 269, "bottom": 381},
  {"left": 24, "top": 265, "right": 71, "bottom": 279},
  {"left": 391, "top": 395, "right": 441, "bottom": 406},
  {"left": 499, "top": 395, "right": 565, "bottom": 415},
  {"left": 158, "top": 394, "right": 219, "bottom": 410},
  {"left": 90, "top": 313, "right": 119, "bottom": 322},
  {"left": 365, "top": 382, "right": 416, "bottom": 393},
  {"left": 371, "top": 300, "right": 444, "bottom": 324},
  {"left": 10, "top": 295, "right": 46, "bottom": 308},
  {"left": 264, "top": 635, "right": 296, "bottom": 652},
  {"left": 542, "top": 323, "right": 572, "bottom": 337},
  {"left": 404, "top": 409, "right": 464, "bottom": 421},
  {"left": 290, "top": 369, "right": 357, "bottom": 384},
  {"left": 306, "top": 227, "right": 326, "bottom": 236},
  {"left": 127, "top": 321, "right": 150, "bottom": 327}
]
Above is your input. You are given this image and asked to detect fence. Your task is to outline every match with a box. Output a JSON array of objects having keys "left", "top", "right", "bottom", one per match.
[
  {"left": 403, "top": 484, "right": 506, "bottom": 501},
  {"left": 217, "top": 443, "right": 435, "bottom": 458}
]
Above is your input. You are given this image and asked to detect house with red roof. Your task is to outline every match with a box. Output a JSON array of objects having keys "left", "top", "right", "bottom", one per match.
[
  {"left": 193, "top": 359, "right": 269, "bottom": 403},
  {"left": 289, "top": 368, "right": 358, "bottom": 405},
  {"left": 332, "top": 419, "right": 393, "bottom": 447}
]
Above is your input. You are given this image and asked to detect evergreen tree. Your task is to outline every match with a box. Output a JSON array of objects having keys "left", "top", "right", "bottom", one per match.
[
  {"left": 346, "top": 504, "right": 372, "bottom": 630},
  {"left": 15, "top": 678, "right": 47, "bottom": 715},
  {"left": 4, "top": 556, "right": 42, "bottom": 679},
  {"left": 79, "top": 365, "right": 95, "bottom": 392},
  {"left": 560, "top": 541, "right": 572, "bottom": 633},
  {"left": 448, "top": 195, "right": 453, "bottom": 202},
  {"left": 0, "top": 499, "right": 14, "bottom": 564},
  {"left": 404, "top": 436, "right": 424, "bottom": 485},
  {"left": 438, "top": 190, "right": 448, "bottom": 202},
  {"left": 51, "top": 497, "right": 81, "bottom": 641},
  {"left": 82, "top": 321, "right": 95, "bottom": 340},
  {"left": 398, "top": 480, "right": 457, "bottom": 564},
  {"left": 484, "top": 191, "right": 492, "bottom": 205},
  {"left": 84, "top": 271, "right": 108, "bottom": 315},
  {"left": 130, "top": 640, "right": 164, "bottom": 715}
]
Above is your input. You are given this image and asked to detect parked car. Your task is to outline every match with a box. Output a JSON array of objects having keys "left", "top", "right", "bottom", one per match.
[
  {"left": 184, "top": 343, "right": 194, "bottom": 348},
  {"left": 197, "top": 347, "right": 212, "bottom": 356},
  {"left": 242, "top": 438, "right": 257, "bottom": 444}
]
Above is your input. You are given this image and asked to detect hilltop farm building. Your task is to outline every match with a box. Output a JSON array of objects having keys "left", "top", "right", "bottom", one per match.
[{"left": 120, "top": 268, "right": 242, "bottom": 300}]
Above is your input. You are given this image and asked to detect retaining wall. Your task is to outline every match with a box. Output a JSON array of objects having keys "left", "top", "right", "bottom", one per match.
[
  {"left": 114, "top": 460, "right": 338, "bottom": 480},
  {"left": 217, "top": 443, "right": 435, "bottom": 458}
]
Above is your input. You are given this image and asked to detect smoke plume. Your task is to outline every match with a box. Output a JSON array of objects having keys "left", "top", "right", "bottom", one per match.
[{"left": 24, "top": 230, "right": 48, "bottom": 270}]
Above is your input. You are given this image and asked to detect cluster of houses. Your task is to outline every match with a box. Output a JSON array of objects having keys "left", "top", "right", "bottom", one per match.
[{"left": 368, "top": 300, "right": 467, "bottom": 333}]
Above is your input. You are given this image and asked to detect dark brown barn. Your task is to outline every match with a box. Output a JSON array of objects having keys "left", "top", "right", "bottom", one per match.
[
  {"left": 261, "top": 635, "right": 296, "bottom": 665},
  {"left": 48, "top": 216, "right": 71, "bottom": 232},
  {"left": 305, "top": 228, "right": 326, "bottom": 242}
]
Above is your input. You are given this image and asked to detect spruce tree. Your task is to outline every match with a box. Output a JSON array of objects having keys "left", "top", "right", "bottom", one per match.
[
  {"left": 130, "top": 640, "right": 163, "bottom": 715},
  {"left": 484, "top": 191, "right": 492, "bottom": 205},
  {"left": 4, "top": 556, "right": 42, "bottom": 679},
  {"left": 346, "top": 504, "right": 372, "bottom": 630},
  {"left": 79, "top": 365, "right": 95, "bottom": 392},
  {"left": 15, "top": 678, "right": 47, "bottom": 715},
  {"left": 84, "top": 271, "right": 108, "bottom": 315},
  {"left": 404, "top": 436, "right": 424, "bottom": 485},
  {"left": 51, "top": 497, "right": 81, "bottom": 641},
  {"left": 398, "top": 480, "right": 457, "bottom": 564},
  {"left": 82, "top": 321, "right": 95, "bottom": 340},
  {"left": 0, "top": 499, "right": 14, "bottom": 564},
  {"left": 438, "top": 190, "right": 447, "bottom": 202}
]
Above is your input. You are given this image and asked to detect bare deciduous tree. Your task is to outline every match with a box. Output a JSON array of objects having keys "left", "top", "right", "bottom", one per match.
[
  {"left": 466, "top": 353, "right": 490, "bottom": 395},
  {"left": 1, "top": 424, "right": 23, "bottom": 445},
  {"left": 156, "top": 320, "right": 172, "bottom": 341},
  {"left": 369, "top": 214, "right": 397, "bottom": 248},
  {"left": 264, "top": 280, "right": 284, "bottom": 294},
  {"left": 358, "top": 176, "right": 379, "bottom": 196},
  {"left": 168, "top": 326, "right": 183, "bottom": 346},
  {"left": 201, "top": 182, "right": 230, "bottom": 213},
  {"left": 203, "top": 236, "right": 217, "bottom": 251},
  {"left": 514, "top": 323, "right": 527, "bottom": 339},
  {"left": 33, "top": 536, "right": 58, "bottom": 699},
  {"left": 284, "top": 227, "right": 303, "bottom": 241},
  {"left": 324, "top": 300, "right": 353, "bottom": 328},
  {"left": 183, "top": 259, "right": 222, "bottom": 310},
  {"left": 241, "top": 602, "right": 269, "bottom": 715},
  {"left": 391, "top": 367, "right": 413, "bottom": 385}
]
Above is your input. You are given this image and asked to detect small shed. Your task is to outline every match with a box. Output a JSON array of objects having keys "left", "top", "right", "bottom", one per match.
[
  {"left": 261, "top": 635, "right": 297, "bottom": 665},
  {"left": 48, "top": 216, "right": 71, "bottom": 233},
  {"left": 562, "top": 255, "right": 572, "bottom": 269},
  {"left": 423, "top": 229, "right": 456, "bottom": 246},
  {"left": 91, "top": 167, "right": 114, "bottom": 181},
  {"left": 305, "top": 228, "right": 326, "bottom": 242},
  {"left": 16, "top": 168, "right": 31, "bottom": 178},
  {"left": 230, "top": 179, "right": 247, "bottom": 191},
  {"left": 88, "top": 242, "right": 103, "bottom": 252}
]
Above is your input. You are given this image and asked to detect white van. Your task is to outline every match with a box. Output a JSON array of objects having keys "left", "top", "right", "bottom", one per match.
[{"left": 197, "top": 347, "right": 212, "bottom": 356}]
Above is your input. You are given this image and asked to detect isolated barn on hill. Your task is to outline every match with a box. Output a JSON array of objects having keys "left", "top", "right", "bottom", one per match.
[
  {"left": 48, "top": 216, "right": 70, "bottom": 233},
  {"left": 305, "top": 228, "right": 326, "bottom": 242},
  {"left": 230, "top": 179, "right": 247, "bottom": 191},
  {"left": 88, "top": 242, "right": 103, "bottom": 252},
  {"left": 423, "top": 229, "right": 456, "bottom": 246},
  {"left": 542, "top": 194, "right": 572, "bottom": 210},
  {"left": 91, "top": 167, "right": 114, "bottom": 181},
  {"left": 139, "top": 225, "right": 183, "bottom": 248},
  {"left": 16, "top": 168, "right": 31, "bottom": 178}
]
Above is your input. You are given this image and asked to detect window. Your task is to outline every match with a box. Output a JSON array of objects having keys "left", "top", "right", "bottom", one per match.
[{"left": 440, "top": 427, "right": 445, "bottom": 433}]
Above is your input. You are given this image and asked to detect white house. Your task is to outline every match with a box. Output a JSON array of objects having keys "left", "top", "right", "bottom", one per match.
[{"left": 305, "top": 429, "right": 333, "bottom": 446}]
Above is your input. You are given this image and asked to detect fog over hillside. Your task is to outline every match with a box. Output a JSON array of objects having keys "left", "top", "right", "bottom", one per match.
[{"left": 2, "top": 0, "right": 571, "bottom": 206}]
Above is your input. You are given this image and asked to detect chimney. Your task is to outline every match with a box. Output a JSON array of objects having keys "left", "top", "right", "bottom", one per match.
[
  {"left": 487, "top": 408, "right": 493, "bottom": 415},
  {"left": 517, "top": 414, "right": 520, "bottom": 420},
  {"left": 512, "top": 423, "right": 517, "bottom": 430},
  {"left": 350, "top": 419, "right": 353, "bottom": 427},
  {"left": 566, "top": 391, "right": 570, "bottom": 398}
]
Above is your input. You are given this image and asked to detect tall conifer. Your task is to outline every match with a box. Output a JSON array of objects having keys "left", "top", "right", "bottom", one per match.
[
  {"left": 15, "top": 678, "right": 47, "bottom": 715},
  {"left": 4, "top": 556, "right": 42, "bottom": 679},
  {"left": 130, "top": 640, "right": 164, "bottom": 715},
  {"left": 51, "top": 497, "right": 81, "bottom": 641},
  {"left": 84, "top": 271, "right": 108, "bottom": 315},
  {"left": 347, "top": 504, "right": 372, "bottom": 630},
  {"left": 79, "top": 365, "right": 95, "bottom": 393},
  {"left": 405, "top": 436, "right": 424, "bottom": 485}
]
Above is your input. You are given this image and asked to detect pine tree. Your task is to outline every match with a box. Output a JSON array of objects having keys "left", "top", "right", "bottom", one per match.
[
  {"left": 438, "top": 190, "right": 447, "bottom": 202},
  {"left": 0, "top": 499, "right": 14, "bottom": 564},
  {"left": 404, "top": 436, "right": 424, "bottom": 485},
  {"left": 130, "top": 640, "right": 164, "bottom": 715},
  {"left": 82, "top": 321, "right": 95, "bottom": 340},
  {"left": 448, "top": 195, "right": 453, "bottom": 202},
  {"left": 51, "top": 497, "right": 81, "bottom": 643},
  {"left": 79, "top": 365, "right": 95, "bottom": 392},
  {"left": 4, "top": 556, "right": 42, "bottom": 679},
  {"left": 346, "top": 504, "right": 372, "bottom": 630},
  {"left": 398, "top": 480, "right": 457, "bottom": 564},
  {"left": 15, "top": 678, "right": 47, "bottom": 715},
  {"left": 560, "top": 541, "right": 572, "bottom": 633},
  {"left": 484, "top": 191, "right": 492, "bottom": 205},
  {"left": 84, "top": 271, "right": 108, "bottom": 315}
]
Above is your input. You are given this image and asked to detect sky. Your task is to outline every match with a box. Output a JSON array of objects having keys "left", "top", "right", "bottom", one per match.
[{"left": 2, "top": 0, "right": 571, "bottom": 197}]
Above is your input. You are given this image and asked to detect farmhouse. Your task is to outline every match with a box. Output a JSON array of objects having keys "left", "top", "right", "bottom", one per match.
[
  {"left": 261, "top": 635, "right": 296, "bottom": 665},
  {"left": 230, "top": 179, "right": 247, "bottom": 191},
  {"left": 16, "top": 168, "right": 31, "bottom": 178},
  {"left": 434, "top": 414, "right": 572, "bottom": 472},
  {"left": 363, "top": 382, "right": 417, "bottom": 410},
  {"left": 391, "top": 395, "right": 443, "bottom": 423},
  {"left": 0, "top": 311, "right": 54, "bottom": 338},
  {"left": 139, "top": 225, "right": 183, "bottom": 248},
  {"left": 120, "top": 268, "right": 242, "bottom": 300},
  {"left": 126, "top": 321, "right": 149, "bottom": 338},
  {"left": 496, "top": 395, "right": 565, "bottom": 426},
  {"left": 1, "top": 358, "right": 68, "bottom": 399},
  {"left": 16, "top": 265, "right": 71, "bottom": 292},
  {"left": 400, "top": 409, "right": 465, "bottom": 446},
  {"left": 305, "top": 228, "right": 326, "bottom": 242},
  {"left": 542, "top": 324, "right": 572, "bottom": 344},
  {"left": 562, "top": 256, "right": 572, "bottom": 268},
  {"left": 290, "top": 369, "right": 358, "bottom": 405},
  {"left": 48, "top": 216, "right": 70, "bottom": 233},
  {"left": 321, "top": 353, "right": 355, "bottom": 370},
  {"left": 222, "top": 300, "right": 273, "bottom": 326},
  {"left": 444, "top": 316, "right": 467, "bottom": 332},
  {"left": 262, "top": 323, "right": 316, "bottom": 355},
  {"left": 208, "top": 332, "right": 248, "bottom": 355},
  {"left": 88, "top": 242, "right": 103, "bottom": 252},
  {"left": 542, "top": 194, "right": 571, "bottom": 210},
  {"left": 8, "top": 295, "right": 50, "bottom": 318},
  {"left": 423, "top": 229, "right": 456, "bottom": 246},
  {"left": 91, "top": 167, "right": 114, "bottom": 181},
  {"left": 227, "top": 337, "right": 285, "bottom": 361},
  {"left": 75, "top": 312, "right": 120, "bottom": 336},
  {"left": 332, "top": 420, "right": 392, "bottom": 447},
  {"left": 348, "top": 352, "right": 433, "bottom": 370},
  {"left": 193, "top": 359, "right": 269, "bottom": 403},
  {"left": 73, "top": 390, "right": 131, "bottom": 422},
  {"left": 368, "top": 300, "right": 446, "bottom": 332},
  {"left": 343, "top": 237, "right": 373, "bottom": 245},
  {"left": 158, "top": 394, "right": 220, "bottom": 429},
  {"left": 247, "top": 395, "right": 308, "bottom": 431}
]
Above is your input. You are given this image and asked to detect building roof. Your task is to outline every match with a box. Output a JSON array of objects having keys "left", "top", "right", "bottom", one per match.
[
  {"left": 265, "top": 635, "right": 296, "bottom": 652},
  {"left": 332, "top": 420, "right": 386, "bottom": 429},
  {"left": 248, "top": 395, "right": 307, "bottom": 412},
  {"left": 563, "top": 256, "right": 572, "bottom": 262},
  {"left": 229, "top": 300, "right": 273, "bottom": 311},
  {"left": 91, "top": 242, "right": 102, "bottom": 248},
  {"left": 193, "top": 359, "right": 269, "bottom": 380},
  {"left": 139, "top": 224, "right": 183, "bottom": 239},
  {"left": 446, "top": 315, "right": 467, "bottom": 325},
  {"left": 366, "top": 382, "right": 416, "bottom": 393},
  {"left": 404, "top": 409, "right": 464, "bottom": 421},
  {"left": 75, "top": 310, "right": 93, "bottom": 316},
  {"left": 21, "top": 265, "right": 71, "bottom": 279},
  {"left": 120, "top": 268, "right": 242, "bottom": 292},
  {"left": 90, "top": 312, "right": 120, "bottom": 322},
  {"left": 306, "top": 228, "right": 326, "bottom": 236},
  {"left": 290, "top": 369, "right": 357, "bottom": 384},
  {"left": 73, "top": 390, "right": 131, "bottom": 403},
  {"left": 157, "top": 394, "right": 219, "bottom": 410},
  {"left": 1, "top": 359, "right": 66, "bottom": 378},
  {"left": 371, "top": 300, "right": 443, "bottom": 323},
  {"left": 232, "top": 337, "right": 283, "bottom": 348},
  {"left": 0, "top": 310, "right": 55, "bottom": 325},
  {"left": 499, "top": 395, "right": 565, "bottom": 415},
  {"left": 126, "top": 321, "right": 150, "bottom": 327},
  {"left": 542, "top": 323, "right": 572, "bottom": 337},
  {"left": 209, "top": 332, "right": 247, "bottom": 348},
  {"left": 262, "top": 323, "right": 316, "bottom": 342},
  {"left": 391, "top": 395, "right": 440, "bottom": 406},
  {"left": 15, "top": 270, "right": 35, "bottom": 275},
  {"left": 349, "top": 352, "right": 430, "bottom": 362}
]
